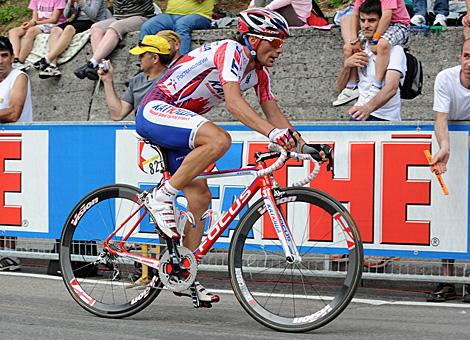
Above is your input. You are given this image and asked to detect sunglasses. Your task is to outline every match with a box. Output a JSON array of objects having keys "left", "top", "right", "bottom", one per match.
[
  {"left": 248, "top": 34, "right": 284, "bottom": 48},
  {"left": 138, "top": 41, "right": 162, "bottom": 53}
]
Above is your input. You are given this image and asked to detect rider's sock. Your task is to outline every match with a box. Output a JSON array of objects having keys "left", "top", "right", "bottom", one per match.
[{"left": 153, "top": 181, "right": 178, "bottom": 204}]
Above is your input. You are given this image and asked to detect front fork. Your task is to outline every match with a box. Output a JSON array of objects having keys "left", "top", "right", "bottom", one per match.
[{"left": 261, "top": 186, "right": 301, "bottom": 263}]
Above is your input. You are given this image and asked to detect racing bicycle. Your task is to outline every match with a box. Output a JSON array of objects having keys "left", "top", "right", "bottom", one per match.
[{"left": 59, "top": 138, "right": 363, "bottom": 332}]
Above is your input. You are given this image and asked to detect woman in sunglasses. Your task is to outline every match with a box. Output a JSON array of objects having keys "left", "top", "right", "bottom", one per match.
[{"left": 134, "top": 8, "right": 307, "bottom": 307}]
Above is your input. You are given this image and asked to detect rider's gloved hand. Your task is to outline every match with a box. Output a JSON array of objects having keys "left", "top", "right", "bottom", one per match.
[{"left": 268, "top": 128, "right": 296, "bottom": 150}]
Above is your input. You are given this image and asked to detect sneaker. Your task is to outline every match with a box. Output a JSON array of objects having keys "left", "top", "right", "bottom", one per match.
[
  {"left": 0, "top": 257, "right": 21, "bottom": 271},
  {"left": 433, "top": 14, "right": 447, "bottom": 28},
  {"left": 410, "top": 14, "right": 426, "bottom": 26},
  {"left": 362, "top": 85, "right": 381, "bottom": 104},
  {"left": 12, "top": 58, "right": 29, "bottom": 71},
  {"left": 426, "top": 283, "right": 456, "bottom": 302},
  {"left": 333, "top": 87, "right": 359, "bottom": 106},
  {"left": 74, "top": 61, "right": 98, "bottom": 80},
  {"left": 145, "top": 189, "right": 180, "bottom": 240},
  {"left": 174, "top": 281, "right": 220, "bottom": 305},
  {"left": 33, "top": 57, "right": 49, "bottom": 71},
  {"left": 39, "top": 65, "right": 61, "bottom": 79}
]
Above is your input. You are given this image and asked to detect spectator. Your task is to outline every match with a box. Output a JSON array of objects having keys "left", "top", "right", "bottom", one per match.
[
  {"left": 138, "top": 0, "right": 215, "bottom": 55},
  {"left": 426, "top": 37, "right": 470, "bottom": 302},
  {"left": 464, "top": 0, "right": 470, "bottom": 39},
  {"left": 410, "top": 0, "right": 448, "bottom": 27},
  {"left": 99, "top": 35, "right": 173, "bottom": 121},
  {"left": 74, "top": 0, "right": 155, "bottom": 81},
  {"left": 8, "top": 0, "right": 67, "bottom": 71},
  {"left": 337, "top": 0, "right": 407, "bottom": 121},
  {"left": 156, "top": 30, "right": 182, "bottom": 63},
  {"left": 248, "top": 0, "right": 312, "bottom": 27},
  {"left": 0, "top": 37, "right": 33, "bottom": 123},
  {"left": 34, "top": 0, "right": 108, "bottom": 79},
  {"left": 333, "top": 0, "right": 410, "bottom": 107}
]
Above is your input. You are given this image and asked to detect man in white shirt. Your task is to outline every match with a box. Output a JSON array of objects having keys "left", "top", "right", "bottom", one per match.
[
  {"left": 432, "top": 38, "right": 470, "bottom": 174},
  {"left": 0, "top": 36, "right": 33, "bottom": 123},
  {"left": 426, "top": 38, "right": 470, "bottom": 303},
  {"left": 336, "top": 0, "right": 407, "bottom": 121}
]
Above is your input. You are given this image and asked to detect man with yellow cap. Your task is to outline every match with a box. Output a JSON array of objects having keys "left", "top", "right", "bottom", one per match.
[{"left": 98, "top": 35, "right": 174, "bottom": 121}]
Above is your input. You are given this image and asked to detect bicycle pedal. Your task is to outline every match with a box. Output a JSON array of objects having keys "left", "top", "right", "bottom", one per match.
[{"left": 190, "top": 284, "right": 200, "bottom": 308}]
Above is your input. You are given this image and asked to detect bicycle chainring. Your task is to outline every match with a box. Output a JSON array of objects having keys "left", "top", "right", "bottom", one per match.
[{"left": 158, "top": 246, "right": 197, "bottom": 292}]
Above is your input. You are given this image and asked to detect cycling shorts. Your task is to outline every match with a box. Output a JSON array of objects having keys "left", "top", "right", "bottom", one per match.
[{"left": 136, "top": 100, "right": 209, "bottom": 174}]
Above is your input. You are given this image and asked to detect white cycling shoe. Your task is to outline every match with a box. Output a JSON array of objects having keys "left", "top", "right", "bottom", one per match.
[{"left": 145, "top": 192, "right": 181, "bottom": 240}]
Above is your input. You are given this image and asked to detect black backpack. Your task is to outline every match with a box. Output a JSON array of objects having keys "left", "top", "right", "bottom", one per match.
[{"left": 400, "top": 48, "right": 423, "bottom": 99}]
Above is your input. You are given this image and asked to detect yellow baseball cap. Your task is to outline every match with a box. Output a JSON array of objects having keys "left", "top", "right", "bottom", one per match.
[{"left": 129, "top": 35, "right": 171, "bottom": 55}]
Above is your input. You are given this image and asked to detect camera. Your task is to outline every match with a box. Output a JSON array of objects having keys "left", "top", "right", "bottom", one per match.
[{"left": 99, "top": 59, "right": 110, "bottom": 73}]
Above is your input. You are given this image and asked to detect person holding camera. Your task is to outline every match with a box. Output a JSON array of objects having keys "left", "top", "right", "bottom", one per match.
[{"left": 99, "top": 34, "right": 174, "bottom": 121}]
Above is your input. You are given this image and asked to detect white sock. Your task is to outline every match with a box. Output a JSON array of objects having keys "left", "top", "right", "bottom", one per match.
[
  {"left": 45, "top": 55, "right": 51, "bottom": 64},
  {"left": 89, "top": 58, "right": 99, "bottom": 67},
  {"left": 153, "top": 181, "right": 178, "bottom": 203}
]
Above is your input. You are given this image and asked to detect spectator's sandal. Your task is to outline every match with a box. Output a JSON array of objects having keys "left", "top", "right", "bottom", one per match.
[{"left": 0, "top": 257, "right": 21, "bottom": 271}]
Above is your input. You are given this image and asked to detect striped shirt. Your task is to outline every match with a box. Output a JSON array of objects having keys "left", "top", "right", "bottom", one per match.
[{"left": 113, "top": 0, "right": 154, "bottom": 19}]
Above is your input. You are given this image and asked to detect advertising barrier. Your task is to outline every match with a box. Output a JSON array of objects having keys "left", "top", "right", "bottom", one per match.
[{"left": 0, "top": 122, "right": 468, "bottom": 260}]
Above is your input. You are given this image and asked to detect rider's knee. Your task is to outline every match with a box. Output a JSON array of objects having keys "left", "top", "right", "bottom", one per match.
[{"left": 212, "top": 130, "right": 231, "bottom": 155}]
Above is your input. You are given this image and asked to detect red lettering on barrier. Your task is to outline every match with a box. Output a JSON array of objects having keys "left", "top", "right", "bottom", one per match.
[
  {"left": 0, "top": 140, "right": 22, "bottom": 226},
  {"left": 309, "top": 143, "right": 375, "bottom": 242},
  {"left": 381, "top": 143, "right": 431, "bottom": 244}
]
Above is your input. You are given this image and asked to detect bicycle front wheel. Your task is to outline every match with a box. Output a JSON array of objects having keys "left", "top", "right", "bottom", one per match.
[
  {"left": 60, "top": 184, "right": 162, "bottom": 318},
  {"left": 229, "top": 187, "right": 363, "bottom": 332}
]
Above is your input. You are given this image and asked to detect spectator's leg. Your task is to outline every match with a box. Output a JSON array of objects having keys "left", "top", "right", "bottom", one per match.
[
  {"left": 47, "top": 26, "right": 63, "bottom": 65},
  {"left": 465, "top": 27, "right": 470, "bottom": 40},
  {"left": 47, "top": 25, "right": 76, "bottom": 65},
  {"left": 433, "top": 0, "right": 449, "bottom": 17},
  {"left": 174, "top": 14, "right": 212, "bottom": 55},
  {"left": 340, "top": 14, "right": 358, "bottom": 85},
  {"left": 90, "top": 20, "right": 112, "bottom": 54},
  {"left": 138, "top": 14, "right": 175, "bottom": 40},
  {"left": 411, "top": 0, "right": 427, "bottom": 18},
  {"left": 374, "top": 38, "right": 391, "bottom": 85},
  {"left": 91, "top": 29, "right": 120, "bottom": 62},
  {"left": 18, "top": 26, "right": 42, "bottom": 63},
  {"left": 8, "top": 27, "right": 26, "bottom": 59}
]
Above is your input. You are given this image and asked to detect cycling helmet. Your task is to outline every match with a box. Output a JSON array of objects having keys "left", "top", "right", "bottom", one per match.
[{"left": 237, "top": 8, "right": 290, "bottom": 40}]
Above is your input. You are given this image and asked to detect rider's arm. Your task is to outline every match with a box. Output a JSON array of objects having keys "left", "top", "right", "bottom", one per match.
[
  {"left": 260, "top": 99, "right": 305, "bottom": 145},
  {"left": 0, "top": 73, "right": 28, "bottom": 123},
  {"left": 223, "top": 82, "right": 275, "bottom": 136}
]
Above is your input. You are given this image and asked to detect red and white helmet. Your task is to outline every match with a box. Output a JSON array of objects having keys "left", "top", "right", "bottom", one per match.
[{"left": 237, "top": 8, "right": 290, "bottom": 40}]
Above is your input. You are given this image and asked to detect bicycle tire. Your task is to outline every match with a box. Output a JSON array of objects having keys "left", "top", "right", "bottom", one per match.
[
  {"left": 60, "top": 184, "right": 162, "bottom": 318},
  {"left": 229, "top": 187, "right": 363, "bottom": 332}
]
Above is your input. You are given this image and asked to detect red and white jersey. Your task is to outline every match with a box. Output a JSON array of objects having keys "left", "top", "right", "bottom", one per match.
[{"left": 140, "top": 39, "right": 276, "bottom": 115}]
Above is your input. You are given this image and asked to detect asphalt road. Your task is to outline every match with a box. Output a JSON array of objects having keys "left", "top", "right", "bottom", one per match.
[{"left": 1, "top": 272, "right": 470, "bottom": 340}]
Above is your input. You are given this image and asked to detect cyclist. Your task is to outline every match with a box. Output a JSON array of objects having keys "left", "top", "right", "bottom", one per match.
[{"left": 136, "top": 8, "right": 313, "bottom": 306}]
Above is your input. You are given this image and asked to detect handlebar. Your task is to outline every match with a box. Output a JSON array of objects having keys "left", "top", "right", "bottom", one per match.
[{"left": 256, "top": 143, "right": 322, "bottom": 186}]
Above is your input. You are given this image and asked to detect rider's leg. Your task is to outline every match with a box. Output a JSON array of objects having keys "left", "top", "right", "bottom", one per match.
[
  {"left": 170, "top": 122, "right": 231, "bottom": 190},
  {"left": 181, "top": 178, "right": 212, "bottom": 252}
]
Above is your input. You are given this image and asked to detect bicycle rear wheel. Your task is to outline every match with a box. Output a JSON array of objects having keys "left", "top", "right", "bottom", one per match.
[
  {"left": 229, "top": 187, "right": 363, "bottom": 332},
  {"left": 60, "top": 184, "right": 162, "bottom": 318}
]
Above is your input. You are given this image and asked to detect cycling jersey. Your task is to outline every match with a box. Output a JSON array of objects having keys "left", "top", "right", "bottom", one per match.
[
  {"left": 136, "top": 39, "right": 276, "bottom": 174},
  {"left": 139, "top": 39, "right": 275, "bottom": 114}
]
